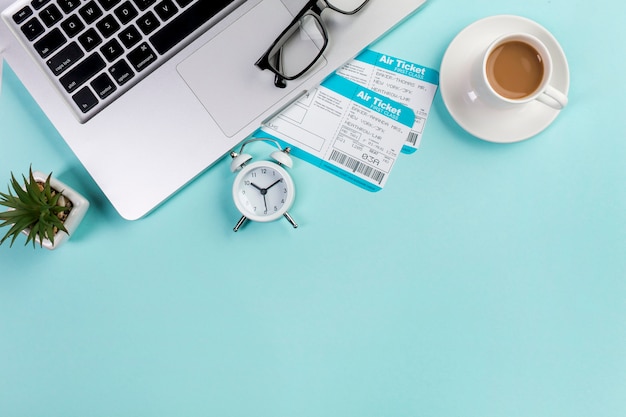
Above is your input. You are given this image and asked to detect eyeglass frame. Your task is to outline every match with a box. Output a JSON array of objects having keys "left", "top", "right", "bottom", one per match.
[{"left": 255, "top": 0, "right": 371, "bottom": 88}]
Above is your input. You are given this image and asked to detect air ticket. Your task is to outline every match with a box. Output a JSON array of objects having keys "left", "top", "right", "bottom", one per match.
[
  {"left": 336, "top": 49, "right": 439, "bottom": 153},
  {"left": 259, "top": 75, "right": 415, "bottom": 191}
]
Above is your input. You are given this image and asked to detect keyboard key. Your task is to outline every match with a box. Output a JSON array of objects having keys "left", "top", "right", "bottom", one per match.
[
  {"left": 100, "top": 38, "right": 123, "bottom": 61},
  {"left": 90, "top": 73, "right": 117, "bottom": 98},
  {"left": 58, "top": 0, "right": 81, "bottom": 14},
  {"left": 39, "top": 4, "right": 63, "bottom": 27},
  {"left": 96, "top": 14, "right": 120, "bottom": 37},
  {"left": 119, "top": 25, "right": 141, "bottom": 48},
  {"left": 78, "top": 27, "right": 103, "bottom": 50},
  {"left": 114, "top": 1, "right": 138, "bottom": 24},
  {"left": 79, "top": 0, "right": 103, "bottom": 23},
  {"left": 61, "top": 14, "right": 86, "bottom": 37},
  {"left": 13, "top": 6, "right": 33, "bottom": 24},
  {"left": 59, "top": 53, "right": 106, "bottom": 92},
  {"left": 33, "top": 27, "right": 66, "bottom": 57},
  {"left": 109, "top": 59, "right": 134, "bottom": 85},
  {"left": 136, "top": 11, "right": 159, "bottom": 35},
  {"left": 149, "top": 0, "right": 235, "bottom": 55},
  {"left": 154, "top": 0, "right": 177, "bottom": 21},
  {"left": 8, "top": 0, "right": 242, "bottom": 123},
  {"left": 127, "top": 42, "right": 156, "bottom": 72},
  {"left": 21, "top": 17, "right": 45, "bottom": 41},
  {"left": 31, "top": 0, "right": 51, "bottom": 10},
  {"left": 72, "top": 86, "right": 99, "bottom": 112},
  {"left": 131, "top": 0, "right": 155, "bottom": 11},
  {"left": 97, "top": 0, "right": 121, "bottom": 11},
  {"left": 46, "top": 41, "right": 84, "bottom": 75}
]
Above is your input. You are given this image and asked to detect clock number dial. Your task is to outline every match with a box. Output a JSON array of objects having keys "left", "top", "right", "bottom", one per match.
[{"left": 232, "top": 161, "right": 295, "bottom": 223}]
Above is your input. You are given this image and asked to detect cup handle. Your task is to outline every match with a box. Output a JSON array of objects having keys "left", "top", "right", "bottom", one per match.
[{"left": 536, "top": 85, "right": 568, "bottom": 110}]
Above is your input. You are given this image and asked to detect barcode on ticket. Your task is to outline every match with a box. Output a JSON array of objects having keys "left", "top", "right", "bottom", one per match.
[{"left": 329, "top": 150, "right": 386, "bottom": 185}]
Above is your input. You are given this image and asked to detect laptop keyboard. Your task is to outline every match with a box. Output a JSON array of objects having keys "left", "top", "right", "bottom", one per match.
[{"left": 6, "top": 0, "right": 242, "bottom": 122}]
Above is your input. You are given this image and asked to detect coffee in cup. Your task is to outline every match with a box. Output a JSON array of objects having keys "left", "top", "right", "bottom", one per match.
[
  {"left": 486, "top": 40, "right": 544, "bottom": 99},
  {"left": 476, "top": 33, "right": 568, "bottom": 110}
]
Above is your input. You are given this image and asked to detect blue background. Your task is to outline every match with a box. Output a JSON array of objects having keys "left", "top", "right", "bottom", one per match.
[{"left": 1, "top": 1, "right": 625, "bottom": 416}]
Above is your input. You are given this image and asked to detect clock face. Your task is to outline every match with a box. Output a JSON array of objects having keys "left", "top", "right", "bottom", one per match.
[{"left": 232, "top": 161, "right": 295, "bottom": 222}]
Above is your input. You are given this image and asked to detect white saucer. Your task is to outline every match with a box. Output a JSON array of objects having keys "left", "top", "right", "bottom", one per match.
[{"left": 440, "top": 15, "right": 570, "bottom": 143}]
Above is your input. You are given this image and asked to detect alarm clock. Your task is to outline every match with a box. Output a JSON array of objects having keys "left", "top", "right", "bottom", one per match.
[{"left": 230, "top": 138, "right": 298, "bottom": 232}]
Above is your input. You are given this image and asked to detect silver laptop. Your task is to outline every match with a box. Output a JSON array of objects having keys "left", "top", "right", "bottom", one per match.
[{"left": 0, "top": 0, "right": 426, "bottom": 220}]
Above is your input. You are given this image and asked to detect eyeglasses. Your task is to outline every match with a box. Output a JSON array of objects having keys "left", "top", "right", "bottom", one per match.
[{"left": 255, "top": 0, "right": 370, "bottom": 88}]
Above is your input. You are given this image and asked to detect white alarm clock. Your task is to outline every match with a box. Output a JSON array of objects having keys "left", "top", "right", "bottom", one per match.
[{"left": 230, "top": 138, "right": 298, "bottom": 232}]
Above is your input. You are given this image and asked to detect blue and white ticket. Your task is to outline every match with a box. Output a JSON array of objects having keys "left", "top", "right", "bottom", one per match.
[
  {"left": 260, "top": 75, "right": 415, "bottom": 191},
  {"left": 335, "top": 49, "right": 439, "bottom": 153}
]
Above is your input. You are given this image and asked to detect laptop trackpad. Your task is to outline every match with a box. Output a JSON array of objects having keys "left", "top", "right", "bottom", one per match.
[{"left": 177, "top": 0, "right": 327, "bottom": 137}]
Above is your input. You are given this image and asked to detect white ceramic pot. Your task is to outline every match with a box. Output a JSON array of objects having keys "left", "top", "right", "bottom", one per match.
[{"left": 24, "top": 171, "right": 90, "bottom": 250}]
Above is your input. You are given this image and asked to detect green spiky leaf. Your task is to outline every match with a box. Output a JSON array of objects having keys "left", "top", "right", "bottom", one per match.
[{"left": 0, "top": 167, "right": 71, "bottom": 248}]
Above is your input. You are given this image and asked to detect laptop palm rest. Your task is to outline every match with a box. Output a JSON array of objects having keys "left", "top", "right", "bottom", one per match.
[{"left": 177, "top": 0, "right": 327, "bottom": 137}]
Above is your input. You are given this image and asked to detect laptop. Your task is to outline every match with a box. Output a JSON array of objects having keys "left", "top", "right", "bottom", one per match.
[{"left": 0, "top": 0, "right": 427, "bottom": 220}]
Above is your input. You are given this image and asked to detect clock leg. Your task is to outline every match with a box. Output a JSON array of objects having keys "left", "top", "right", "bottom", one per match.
[
  {"left": 283, "top": 212, "right": 298, "bottom": 229},
  {"left": 233, "top": 215, "right": 248, "bottom": 232}
]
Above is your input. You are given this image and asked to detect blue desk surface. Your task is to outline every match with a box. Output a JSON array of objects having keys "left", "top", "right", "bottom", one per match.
[{"left": 1, "top": 1, "right": 625, "bottom": 416}]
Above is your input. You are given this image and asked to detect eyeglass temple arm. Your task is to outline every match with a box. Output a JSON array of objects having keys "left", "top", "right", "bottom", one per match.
[
  {"left": 324, "top": 0, "right": 371, "bottom": 15},
  {"left": 273, "top": 47, "right": 287, "bottom": 88}
]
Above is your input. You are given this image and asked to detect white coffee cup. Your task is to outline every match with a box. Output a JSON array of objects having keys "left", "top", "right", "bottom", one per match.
[{"left": 474, "top": 33, "right": 568, "bottom": 110}]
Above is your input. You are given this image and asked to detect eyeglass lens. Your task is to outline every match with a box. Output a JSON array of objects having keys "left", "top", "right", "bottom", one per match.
[
  {"left": 268, "top": 13, "right": 327, "bottom": 79},
  {"left": 261, "top": 0, "right": 369, "bottom": 85}
]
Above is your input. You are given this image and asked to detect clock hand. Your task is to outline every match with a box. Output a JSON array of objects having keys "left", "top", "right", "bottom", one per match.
[
  {"left": 265, "top": 179, "right": 282, "bottom": 190},
  {"left": 250, "top": 182, "right": 269, "bottom": 211},
  {"left": 252, "top": 182, "right": 276, "bottom": 194}
]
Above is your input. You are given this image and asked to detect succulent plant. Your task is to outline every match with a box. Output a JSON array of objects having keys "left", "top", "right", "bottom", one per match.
[{"left": 0, "top": 168, "right": 71, "bottom": 248}]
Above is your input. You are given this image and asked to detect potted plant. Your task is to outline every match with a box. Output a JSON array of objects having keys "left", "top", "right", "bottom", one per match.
[{"left": 0, "top": 167, "right": 89, "bottom": 249}]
